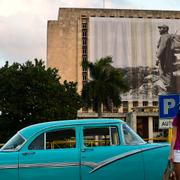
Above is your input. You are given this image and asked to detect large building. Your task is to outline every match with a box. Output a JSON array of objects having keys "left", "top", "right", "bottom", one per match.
[{"left": 47, "top": 8, "right": 180, "bottom": 139}]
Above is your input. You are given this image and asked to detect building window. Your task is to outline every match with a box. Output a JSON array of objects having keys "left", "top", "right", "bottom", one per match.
[
  {"left": 123, "top": 108, "right": 128, "bottom": 113},
  {"left": 82, "top": 23, "right": 87, "bottom": 29},
  {"left": 82, "top": 67, "right": 87, "bottom": 72},
  {"left": 82, "top": 38, "right": 87, "bottom": 46},
  {"left": 133, "top": 101, "right": 138, "bottom": 107},
  {"left": 123, "top": 101, "right": 128, "bottom": 113},
  {"left": 142, "top": 101, "right": 148, "bottom": 106},
  {"left": 82, "top": 48, "right": 87, "bottom": 55},
  {"left": 153, "top": 117, "right": 159, "bottom": 132},
  {"left": 82, "top": 55, "right": 87, "bottom": 61},
  {"left": 83, "top": 74, "right": 87, "bottom": 81},
  {"left": 123, "top": 101, "right": 128, "bottom": 107},
  {"left": 82, "top": 81, "right": 87, "bottom": 87},
  {"left": 82, "top": 30, "right": 87, "bottom": 37},
  {"left": 153, "top": 101, "right": 158, "bottom": 106},
  {"left": 83, "top": 71, "right": 87, "bottom": 76}
]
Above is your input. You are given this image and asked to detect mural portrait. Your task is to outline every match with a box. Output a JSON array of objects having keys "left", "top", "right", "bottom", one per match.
[{"left": 89, "top": 17, "right": 180, "bottom": 100}]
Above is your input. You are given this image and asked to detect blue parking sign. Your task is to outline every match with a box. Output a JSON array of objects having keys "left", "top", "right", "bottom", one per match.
[{"left": 159, "top": 95, "right": 180, "bottom": 119}]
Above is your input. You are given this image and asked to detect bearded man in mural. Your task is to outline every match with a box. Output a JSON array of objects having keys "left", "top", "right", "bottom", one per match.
[
  {"left": 156, "top": 24, "right": 175, "bottom": 86},
  {"left": 156, "top": 24, "right": 180, "bottom": 93}
]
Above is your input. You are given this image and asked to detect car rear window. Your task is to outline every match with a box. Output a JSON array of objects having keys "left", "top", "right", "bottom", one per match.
[{"left": 83, "top": 126, "right": 119, "bottom": 147}]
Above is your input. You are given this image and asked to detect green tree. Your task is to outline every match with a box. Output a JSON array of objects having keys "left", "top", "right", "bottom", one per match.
[
  {"left": 81, "top": 56, "right": 128, "bottom": 117},
  {"left": 0, "top": 59, "right": 82, "bottom": 142}
]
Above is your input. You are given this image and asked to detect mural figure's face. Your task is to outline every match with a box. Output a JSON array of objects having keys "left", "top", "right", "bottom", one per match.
[{"left": 159, "top": 27, "right": 168, "bottom": 35}]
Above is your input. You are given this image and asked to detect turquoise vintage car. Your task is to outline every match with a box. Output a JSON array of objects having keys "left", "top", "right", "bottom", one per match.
[{"left": 0, "top": 119, "right": 169, "bottom": 180}]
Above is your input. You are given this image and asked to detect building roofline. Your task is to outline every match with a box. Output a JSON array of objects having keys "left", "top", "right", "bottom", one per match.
[{"left": 58, "top": 7, "right": 180, "bottom": 13}]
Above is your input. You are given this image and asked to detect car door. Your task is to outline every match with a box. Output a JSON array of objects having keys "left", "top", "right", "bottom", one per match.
[
  {"left": 0, "top": 151, "right": 19, "bottom": 180},
  {"left": 80, "top": 123, "right": 145, "bottom": 180},
  {"left": 0, "top": 133, "right": 25, "bottom": 180},
  {"left": 19, "top": 126, "right": 80, "bottom": 180}
]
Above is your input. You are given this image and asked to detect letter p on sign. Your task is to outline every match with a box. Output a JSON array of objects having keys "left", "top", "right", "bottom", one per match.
[
  {"left": 163, "top": 99, "right": 176, "bottom": 115},
  {"left": 159, "top": 95, "right": 179, "bottom": 119}
]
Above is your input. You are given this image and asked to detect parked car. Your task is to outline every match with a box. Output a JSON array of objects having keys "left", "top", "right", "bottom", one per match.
[{"left": 0, "top": 118, "right": 169, "bottom": 180}]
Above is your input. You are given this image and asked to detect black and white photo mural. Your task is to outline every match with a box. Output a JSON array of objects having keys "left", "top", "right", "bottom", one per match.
[{"left": 89, "top": 17, "right": 180, "bottom": 100}]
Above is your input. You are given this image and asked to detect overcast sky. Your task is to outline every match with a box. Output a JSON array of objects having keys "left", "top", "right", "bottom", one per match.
[{"left": 1, "top": 0, "right": 180, "bottom": 67}]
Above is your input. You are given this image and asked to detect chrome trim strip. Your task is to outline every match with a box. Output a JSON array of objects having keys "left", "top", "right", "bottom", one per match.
[
  {"left": 90, "top": 149, "right": 142, "bottom": 173},
  {"left": 81, "top": 162, "right": 97, "bottom": 168},
  {"left": 0, "top": 162, "right": 80, "bottom": 170},
  {"left": 44, "top": 133, "right": 46, "bottom": 150},
  {"left": 0, "top": 165, "right": 18, "bottom": 170},
  {"left": 19, "top": 162, "right": 80, "bottom": 169},
  {"left": 141, "top": 144, "right": 168, "bottom": 152}
]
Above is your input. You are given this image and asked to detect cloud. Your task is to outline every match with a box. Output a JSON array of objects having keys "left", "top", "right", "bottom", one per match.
[
  {"left": 0, "top": 0, "right": 180, "bottom": 67},
  {"left": 59, "top": 0, "right": 100, "bottom": 8},
  {"left": 0, "top": 0, "right": 103, "bottom": 66},
  {"left": 112, "top": 0, "right": 180, "bottom": 10},
  {"left": 0, "top": 0, "right": 60, "bottom": 66}
]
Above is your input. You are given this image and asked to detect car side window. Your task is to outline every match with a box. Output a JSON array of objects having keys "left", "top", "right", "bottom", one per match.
[
  {"left": 83, "top": 126, "right": 119, "bottom": 147},
  {"left": 28, "top": 128, "right": 76, "bottom": 150},
  {"left": 46, "top": 129, "right": 76, "bottom": 149},
  {"left": 29, "top": 133, "right": 44, "bottom": 150}
]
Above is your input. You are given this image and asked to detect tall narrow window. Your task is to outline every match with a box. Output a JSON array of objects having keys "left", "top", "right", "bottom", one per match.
[{"left": 82, "top": 18, "right": 88, "bottom": 87}]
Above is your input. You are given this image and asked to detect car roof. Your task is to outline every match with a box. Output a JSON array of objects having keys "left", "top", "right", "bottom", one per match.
[{"left": 19, "top": 118, "right": 124, "bottom": 139}]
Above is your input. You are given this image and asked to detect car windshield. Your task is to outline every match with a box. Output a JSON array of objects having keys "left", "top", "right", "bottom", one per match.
[
  {"left": 122, "top": 123, "right": 146, "bottom": 145},
  {"left": 1, "top": 133, "right": 25, "bottom": 151}
]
